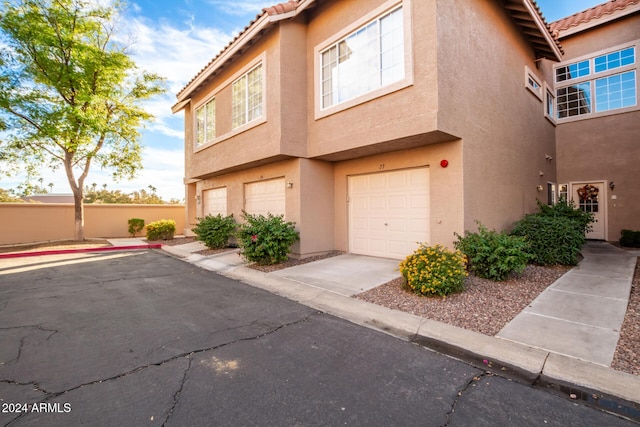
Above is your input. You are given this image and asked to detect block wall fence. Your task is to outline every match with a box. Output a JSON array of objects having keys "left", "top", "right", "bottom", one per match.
[{"left": 0, "top": 204, "right": 186, "bottom": 246}]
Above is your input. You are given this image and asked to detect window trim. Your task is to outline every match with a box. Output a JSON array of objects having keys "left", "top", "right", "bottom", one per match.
[
  {"left": 313, "top": 0, "right": 413, "bottom": 120},
  {"left": 525, "top": 65, "right": 543, "bottom": 100},
  {"left": 232, "top": 62, "right": 264, "bottom": 130},
  {"left": 192, "top": 53, "right": 267, "bottom": 153},
  {"left": 543, "top": 83, "right": 556, "bottom": 125},
  {"left": 553, "top": 40, "right": 639, "bottom": 123},
  {"left": 195, "top": 96, "right": 216, "bottom": 148}
]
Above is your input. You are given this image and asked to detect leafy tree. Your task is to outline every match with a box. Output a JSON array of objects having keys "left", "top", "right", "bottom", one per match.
[
  {"left": 0, "top": 0, "right": 166, "bottom": 240},
  {"left": 0, "top": 187, "right": 22, "bottom": 202}
]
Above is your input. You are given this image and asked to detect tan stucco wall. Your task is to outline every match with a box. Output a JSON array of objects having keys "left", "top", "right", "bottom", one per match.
[
  {"left": 333, "top": 142, "right": 463, "bottom": 251},
  {"left": 436, "top": 0, "right": 557, "bottom": 233},
  {"left": 0, "top": 204, "right": 185, "bottom": 246}
]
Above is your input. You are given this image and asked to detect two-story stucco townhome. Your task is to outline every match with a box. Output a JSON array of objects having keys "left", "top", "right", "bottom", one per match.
[{"left": 172, "top": 0, "right": 639, "bottom": 260}]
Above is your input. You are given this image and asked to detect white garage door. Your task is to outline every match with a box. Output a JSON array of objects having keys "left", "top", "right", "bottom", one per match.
[
  {"left": 203, "top": 187, "right": 227, "bottom": 217},
  {"left": 245, "top": 178, "right": 286, "bottom": 217},
  {"left": 349, "top": 168, "right": 429, "bottom": 259}
]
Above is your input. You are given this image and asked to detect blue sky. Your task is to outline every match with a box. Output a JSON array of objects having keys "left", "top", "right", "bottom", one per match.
[{"left": 0, "top": 0, "right": 609, "bottom": 201}]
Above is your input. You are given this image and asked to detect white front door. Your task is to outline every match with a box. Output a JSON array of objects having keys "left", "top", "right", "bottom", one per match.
[
  {"left": 349, "top": 168, "right": 430, "bottom": 259},
  {"left": 571, "top": 181, "right": 606, "bottom": 240}
]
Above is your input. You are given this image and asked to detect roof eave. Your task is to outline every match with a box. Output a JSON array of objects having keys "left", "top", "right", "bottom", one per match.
[
  {"left": 175, "top": 13, "right": 272, "bottom": 104},
  {"left": 174, "top": 0, "right": 317, "bottom": 107},
  {"left": 504, "top": 0, "right": 563, "bottom": 61}
]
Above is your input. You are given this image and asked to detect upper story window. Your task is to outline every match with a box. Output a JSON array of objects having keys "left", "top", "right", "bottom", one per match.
[
  {"left": 554, "top": 43, "right": 638, "bottom": 120},
  {"left": 556, "top": 60, "right": 590, "bottom": 82},
  {"left": 232, "top": 63, "right": 263, "bottom": 129},
  {"left": 320, "top": 6, "right": 404, "bottom": 109},
  {"left": 196, "top": 97, "right": 216, "bottom": 147},
  {"left": 525, "top": 66, "right": 542, "bottom": 100},
  {"left": 545, "top": 88, "right": 555, "bottom": 120}
]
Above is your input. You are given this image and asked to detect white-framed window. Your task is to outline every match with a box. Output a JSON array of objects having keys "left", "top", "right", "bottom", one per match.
[
  {"left": 320, "top": 5, "right": 405, "bottom": 109},
  {"left": 558, "top": 184, "right": 569, "bottom": 202},
  {"left": 196, "top": 97, "right": 216, "bottom": 147},
  {"left": 554, "top": 42, "right": 638, "bottom": 120},
  {"left": 525, "top": 66, "right": 542, "bottom": 100},
  {"left": 547, "top": 182, "right": 557, "bottom": 205},
  {"left": 545, "top": 88, "right": 555, "bottom": 121},
  {"left": 232, "top": 63, "right": 263, "bottom": 129}
]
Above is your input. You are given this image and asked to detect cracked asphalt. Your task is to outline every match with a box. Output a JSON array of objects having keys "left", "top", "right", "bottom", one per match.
[{"left": 0, "top": 250, "right": 636, "bottom": 426}]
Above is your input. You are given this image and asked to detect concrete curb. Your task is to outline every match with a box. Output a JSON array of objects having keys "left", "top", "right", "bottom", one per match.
[
  {"left": 0, "top": 244, "right": 162, "bottom": 259},
  {"left": 219, "top": 263, "right": 640, "bottom": 420}
]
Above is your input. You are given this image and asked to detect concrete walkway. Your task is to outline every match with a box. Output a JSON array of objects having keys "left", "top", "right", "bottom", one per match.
[{"left": 498, "top": 241, "right": 636, "bottom": 366}]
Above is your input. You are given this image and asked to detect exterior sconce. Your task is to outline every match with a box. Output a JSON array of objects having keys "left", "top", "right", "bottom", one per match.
[
  {"left": 195, "top": 195, "right": 201, "bottom": 204},
  {"left": 286, "top": 182, "right": 294, "bottom": 189},
  {"left": 536, "top": 185, "right": 544, "bottom": 192},
  {"left": 609, "top": 181, "right": 616, "bottom": 190}
]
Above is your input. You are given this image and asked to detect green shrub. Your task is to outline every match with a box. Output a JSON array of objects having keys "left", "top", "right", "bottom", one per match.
[
  {"left": 146, "top": 219, "right": 176, "bottom": 241},
  {"left": 511, "top": 215, "right": 584, "bottom": 265},
  {"left": 454, "top": 222, "right": 531, "bottom": 281},
  {"left": 192, "top": 214, "right": 237, "bottom": 249},
  {"left": 236, "top": 211, "right": 299, "bottom": 265},
  {"left": 510, "top": 200, "right": 593, "bottom": 266},
  {"left": 620, "top": 229, "right": 640, "bottom": 248},
  {"left": 535, "top": 199, "right": 593, "bottom": 235},
  {"left": 127, "top": 218, "right": 145, "bottom": 237},
  {"left": 399, "top": 244, "right": 467, "bottom": 297}
]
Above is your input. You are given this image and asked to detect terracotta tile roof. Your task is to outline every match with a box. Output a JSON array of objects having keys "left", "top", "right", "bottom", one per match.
[
  {"left": 264, "top": 1, "right": 298, "bottom": 16},
  {"left": 174, "top": 1, "right": 302, "bottom": 102},
  {"left": 550, "top": 0, "right": 640, "bottom": 35}
]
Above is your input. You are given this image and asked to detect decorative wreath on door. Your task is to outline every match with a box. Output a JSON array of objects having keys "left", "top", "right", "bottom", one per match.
[{"left": 577, "top": 184, "right": 599, "bottom": 201}]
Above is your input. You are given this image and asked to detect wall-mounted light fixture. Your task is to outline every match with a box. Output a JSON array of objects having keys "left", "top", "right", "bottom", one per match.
[
  {"left": 609, "top": 181, "right": 616, "bottom": 191},
  {"left": 287, "top": 182, "right": 294, "bottom": 189},
  {"left": 195, "top": 195, "right": 201, "bottom": 204},
  {"left": 536, "top": 185, "right": 544, "bottom": 192}
]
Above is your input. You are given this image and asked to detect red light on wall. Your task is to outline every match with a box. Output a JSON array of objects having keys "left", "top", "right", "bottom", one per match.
[{"left": 440, "top": 160, "right": 449, "bottom": 168}]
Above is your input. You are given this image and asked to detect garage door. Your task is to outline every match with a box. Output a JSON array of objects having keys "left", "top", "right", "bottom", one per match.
[
  {"left": 203, "top": 187, "right": 227, "bottom": 217},
  {"left": 349, "top": 168, "right": 429, "bottom": 259},
  {"left": 245, "top": 178, "right": 286, "bottom": 217}
]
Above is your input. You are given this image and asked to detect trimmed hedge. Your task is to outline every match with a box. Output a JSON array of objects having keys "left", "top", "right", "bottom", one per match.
[
  {"left": 146, "top": 219, "right": 176, "bottom": 241},
  {"left": 620, "top": 229, "right": 640, "bottom": 248}
]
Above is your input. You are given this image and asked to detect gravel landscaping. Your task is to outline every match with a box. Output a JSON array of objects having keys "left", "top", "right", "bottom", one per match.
[{"left": 355, "top": 257, "right": 640, "bottom": 377}]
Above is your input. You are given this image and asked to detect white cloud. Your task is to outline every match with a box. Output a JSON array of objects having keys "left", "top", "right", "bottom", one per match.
[{"left": 206, "top": 0, "right": 276, "bottom": 17}]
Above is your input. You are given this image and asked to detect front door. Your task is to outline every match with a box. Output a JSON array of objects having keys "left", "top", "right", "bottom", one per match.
[{"left": 571, "top": 182, "right": 605, "bottom": 240}]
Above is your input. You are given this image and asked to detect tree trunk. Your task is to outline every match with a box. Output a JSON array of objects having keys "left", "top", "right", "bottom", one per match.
[{"left": 72, "top": 187, "right": 85, "bottom": 241}]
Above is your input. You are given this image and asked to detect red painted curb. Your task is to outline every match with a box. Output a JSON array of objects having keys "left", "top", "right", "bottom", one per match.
[{"left": 0, "top": 244, "right": 163, "bottom": 259}]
